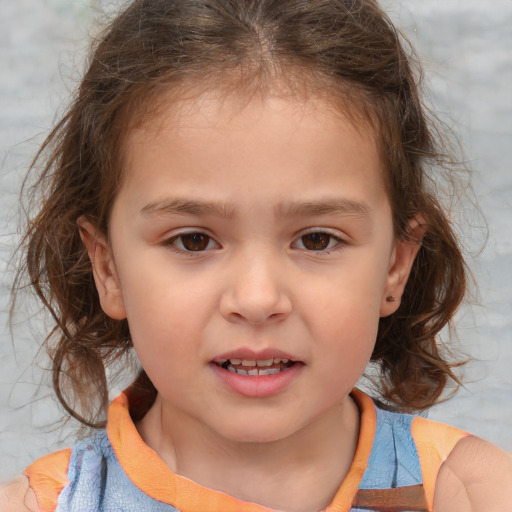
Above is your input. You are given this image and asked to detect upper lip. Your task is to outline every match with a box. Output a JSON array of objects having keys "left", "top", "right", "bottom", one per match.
[{"left": 213, "top": 348, "right": 299, "bottom": 364}]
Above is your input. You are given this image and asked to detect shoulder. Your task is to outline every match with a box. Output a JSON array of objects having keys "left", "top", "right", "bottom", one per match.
[
  {"left": 0, "top": 476, "right": 39, "bottom": 512},
  {"left": 434, "top": 436, "right": 512, "bottom": 511},
  {"left": 1, "top": 448, "right": 73, "bottom": 512},
  {"left": 22, "top": 448, "right": 72, "bottom": 512}
]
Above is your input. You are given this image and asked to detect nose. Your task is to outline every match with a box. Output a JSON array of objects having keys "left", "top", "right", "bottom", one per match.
[{"left": 219, "top": 251, "right": 292, "bottom": 325}]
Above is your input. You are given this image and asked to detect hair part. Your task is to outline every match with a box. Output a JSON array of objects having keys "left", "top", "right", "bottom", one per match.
[{"left": 18, "top": 0, "right": 468, "bottom": 427}]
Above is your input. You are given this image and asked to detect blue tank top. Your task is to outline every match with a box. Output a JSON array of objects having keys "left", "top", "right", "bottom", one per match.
[{"left": 24, "top": 389, "right": 468, "bottom": 512}]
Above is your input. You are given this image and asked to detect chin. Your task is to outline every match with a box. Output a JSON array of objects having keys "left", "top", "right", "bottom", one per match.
[{"left": 214, "top": 420, "right": 298, "bottom": 445}]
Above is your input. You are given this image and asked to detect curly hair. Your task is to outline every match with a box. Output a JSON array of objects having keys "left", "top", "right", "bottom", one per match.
[{"left": 18, "top": 0, "right": 467, "bottom": 427}]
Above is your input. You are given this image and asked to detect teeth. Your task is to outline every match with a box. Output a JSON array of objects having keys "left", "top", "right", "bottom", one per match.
[
  {"left": 220, "top": 357, "right": 293, "bottom": 371},
  {"left": 226, "top": 365, "right": 286, "bottom": 376},
  {"left": 256, "top": 358, "right": 273, "bottom": 367},
  {"left": 227, "top": 357, "right": 291, "bottom": 366},
  {"left": 260, "top": 367, "right": 281, "bottom": 376}
]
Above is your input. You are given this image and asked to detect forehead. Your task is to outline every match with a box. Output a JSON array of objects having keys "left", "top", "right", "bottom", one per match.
[
  {"left": 125, "top": 83, "right": 378, "bottom": 155},
  {"left": 119, "top": 88, "right": 386, "bottom": 209},
  {"left": 128, "top": 73, "right": 377, "bottom": 141}
]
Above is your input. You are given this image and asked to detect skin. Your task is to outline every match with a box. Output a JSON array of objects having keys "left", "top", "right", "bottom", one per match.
[
  {"left": 434, "top": 436, "right": 512, "bottom": 511},
  {"left": 86, "top": 92, "right": 419, "bottom": 511},
  {"left": 3, "top": 438, "right": 512, "bottom": 512},
  {"left": 104, "top": 93, "right": 406, "bottom": 443},
  {"left": 2, "top": 91, "right": 511, "bottom": 511}
]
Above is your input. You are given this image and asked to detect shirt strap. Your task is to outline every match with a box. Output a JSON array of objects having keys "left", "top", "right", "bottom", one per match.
[
  {"left": 23, "top": 448, "right": 72, "bottom": 512},
  {"left": 411, "top": 416, "right": 470, "bottom": 510}
]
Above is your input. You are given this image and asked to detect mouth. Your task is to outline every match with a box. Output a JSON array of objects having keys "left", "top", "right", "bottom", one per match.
[
  {"left": 211, "top": 353, "right": 302, "bottom": 397},
  {"left": 215, "top": 357, "right": 296, "bottom": 376}
]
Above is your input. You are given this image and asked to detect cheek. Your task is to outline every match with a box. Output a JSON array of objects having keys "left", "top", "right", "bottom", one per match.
[
  {"left": 116, "top": 262, "right": 221, "bottom": 368},
  {"left": 304, "top": 261, "right": 385, "bottom": 361},
  {"left": 117, "top": 253, "right": 213, "bottom": 318},
  {"left": 307, "top": 260, "right": 388, "bottom": 323},
  {"left": 320, "top": 305, "right": 379, "bottom": 363}
]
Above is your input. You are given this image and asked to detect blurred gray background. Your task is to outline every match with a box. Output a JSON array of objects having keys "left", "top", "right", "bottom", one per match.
[{"left": 1, "top": 0, "right": 511, "bottom": 481}]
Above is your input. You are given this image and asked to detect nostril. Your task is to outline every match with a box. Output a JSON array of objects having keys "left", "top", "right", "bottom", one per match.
[{"left": 219, "top": 284, "right": 292, "bottom": 325}]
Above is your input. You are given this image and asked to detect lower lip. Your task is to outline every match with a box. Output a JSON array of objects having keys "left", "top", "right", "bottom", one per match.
[{"left": 210, "top": 363, "right": 302, "bottom": 398}]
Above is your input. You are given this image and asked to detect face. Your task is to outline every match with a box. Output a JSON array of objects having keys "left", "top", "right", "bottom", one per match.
[{"left": 81, "top": 91, "right": 420, "bottom": 445}]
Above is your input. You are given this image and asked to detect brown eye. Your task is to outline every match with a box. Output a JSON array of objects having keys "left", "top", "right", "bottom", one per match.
[
  {"left": 178, "top": 233, "right": 211, "bottom": 251},
  {"left": 300, "top": 232, "right": 332, "bottom": 251}
]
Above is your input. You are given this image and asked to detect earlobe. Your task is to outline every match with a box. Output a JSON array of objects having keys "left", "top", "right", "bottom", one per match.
[
  {"left": 380, "top": 215, "right": 426, "bottom": 317},
  {"left": 77, "top": 216, "right": 127, "bottom": 320}
]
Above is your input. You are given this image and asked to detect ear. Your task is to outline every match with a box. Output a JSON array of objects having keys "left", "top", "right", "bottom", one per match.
[
  {"left": 77, "top": 216, "right": 127, "bottom": 320},
  {"left": 380, "top": 215, "right": 426, "bottom": 317}
]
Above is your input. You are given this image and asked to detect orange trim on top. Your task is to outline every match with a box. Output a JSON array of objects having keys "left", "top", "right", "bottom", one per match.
[
  {"left": 326, "top": 389, "right": 376, "bottom": 512},
  {"left": 107, "top": 393, "right": 273, "bottom": 512},
  {"left": 23, "top": 448, "right": 71, "bottom": 512},
  {"left": 411, "top": 416, "right": 470, "bottom": 511},
  {"left": 107, "top": 389, "right": 377, "bottom": 512}
]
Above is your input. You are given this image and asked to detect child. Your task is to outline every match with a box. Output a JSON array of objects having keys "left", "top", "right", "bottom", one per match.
[{"left": 2, "top": 0, "right": 512, "bottom": 510}]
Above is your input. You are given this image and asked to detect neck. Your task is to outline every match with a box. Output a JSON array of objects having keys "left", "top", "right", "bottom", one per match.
[{"left": 137, "top": 394, "right": 360, "bottom": 512}]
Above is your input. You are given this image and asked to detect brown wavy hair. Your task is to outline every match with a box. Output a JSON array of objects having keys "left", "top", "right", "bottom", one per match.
[{"left": 18, "top": 0, "right": 468, "bottom": 427}]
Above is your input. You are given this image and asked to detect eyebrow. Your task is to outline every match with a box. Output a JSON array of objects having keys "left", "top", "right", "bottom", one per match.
[
  {"left": 140, "top": 198, "right": 236, "bottom": 218},
  {"left": 277, "top": 198, "right": 371, "bottom": 219},
  {"left": 139, "top": 197, "right": 371, "bottom": 219}
]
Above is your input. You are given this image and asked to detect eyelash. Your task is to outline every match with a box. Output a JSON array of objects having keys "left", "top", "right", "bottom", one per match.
[
  {"left": 165, "top": 231, "right": 220, "bottom": 254},
  {"left": 292, "top": 229, "right": 347, "bottom": 254},
  {"left": 164, "top": 229, "right": 347, "bottom": 255}
]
